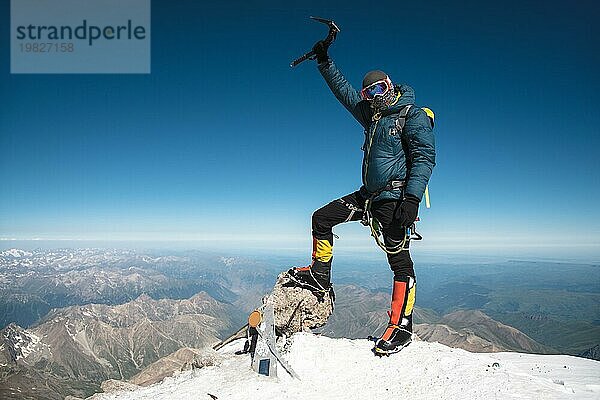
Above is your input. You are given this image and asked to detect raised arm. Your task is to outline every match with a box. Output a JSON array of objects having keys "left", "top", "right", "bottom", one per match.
[
  {"left": 403, "top": 108, "right": 436, "bottom": 200},
  {"left": 318, "top": 60, "right": 368, "bottom": 127}
]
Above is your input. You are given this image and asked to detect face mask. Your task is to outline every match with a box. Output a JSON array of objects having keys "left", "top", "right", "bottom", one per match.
[
  {"left": 369, "top": 84, "right": 396, "bottom": 112},
  {"left": 362, "top": 76, "right": 396, "bottom": 111}
]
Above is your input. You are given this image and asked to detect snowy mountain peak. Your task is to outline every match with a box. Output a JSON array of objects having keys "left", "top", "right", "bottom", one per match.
[
  {"left": 0, "top": 248, "right": 33, "bottom": 258},
  {"left": 92, "top": 333, "right": 600, "bottom": 400},
  {"left": 0, "top": 323, "right": 40, "bottom": 363}
]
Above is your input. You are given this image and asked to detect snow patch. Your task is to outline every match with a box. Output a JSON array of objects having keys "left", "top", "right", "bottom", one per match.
[
  {"left": 90, "top": 334, "right": 600, "bottom": 400},
  {"left": 219, "top": 257, "right": 237, "bottom": 266},
  {"left": 13, "top": 330, "right": 40, "bottom": 361}
]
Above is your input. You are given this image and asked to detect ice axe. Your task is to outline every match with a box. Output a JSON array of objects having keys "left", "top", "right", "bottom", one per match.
[{"left": 290, "top": 16, "right": 340, "bottom": 67}]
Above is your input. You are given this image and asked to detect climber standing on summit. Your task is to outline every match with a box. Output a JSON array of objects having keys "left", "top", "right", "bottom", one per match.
[{"left": 288, "top": 38, "right": 436, "bottom": 355}]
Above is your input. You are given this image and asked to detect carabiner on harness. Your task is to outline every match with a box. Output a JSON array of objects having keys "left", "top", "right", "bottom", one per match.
[{"left": 361, "top": 197, "right": 422, "bottom": 255}]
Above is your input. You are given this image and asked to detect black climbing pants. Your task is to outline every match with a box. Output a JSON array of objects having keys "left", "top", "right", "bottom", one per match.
[{"left": 312, "top": 190, "right": 415, "bottom": 280}]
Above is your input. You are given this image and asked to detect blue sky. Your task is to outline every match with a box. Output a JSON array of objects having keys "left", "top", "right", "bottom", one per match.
[{"left": 1, "top": 1, "right": 599, "bottom": 255}]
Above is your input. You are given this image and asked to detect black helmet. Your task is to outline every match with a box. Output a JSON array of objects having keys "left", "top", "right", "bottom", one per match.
[{"left": 362, "top": 70, "right": 389, "bottom": 89}]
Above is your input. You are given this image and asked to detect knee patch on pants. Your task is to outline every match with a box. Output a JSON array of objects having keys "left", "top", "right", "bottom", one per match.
[{"left": 312, "top": 237, "right": 333, "bottom": 263}]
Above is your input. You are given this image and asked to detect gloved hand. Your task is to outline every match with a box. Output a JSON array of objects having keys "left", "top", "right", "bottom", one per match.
[
  {"left": 312, "top": 40, "right": 330, "bottom": 64},
  {"left": 396, "top": 195, "right": 420, "bottom": 228}
]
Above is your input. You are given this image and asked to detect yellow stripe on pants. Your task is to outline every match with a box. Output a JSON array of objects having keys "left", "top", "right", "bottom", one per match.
[{"left": 404, "top": 283, "right": 416, "bottom": 316}]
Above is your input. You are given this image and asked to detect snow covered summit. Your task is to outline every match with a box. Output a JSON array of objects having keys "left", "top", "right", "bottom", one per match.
[
  {"left": 0, "top": 248, "right": 32, "bottom": 258},
  {"left": 92, "top": 333, "right": 600, "bottom": 400}
]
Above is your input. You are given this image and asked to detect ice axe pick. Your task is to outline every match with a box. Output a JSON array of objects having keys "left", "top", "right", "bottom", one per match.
[{"left": 290, "top": 16, "right": 340, "bottom": 67}]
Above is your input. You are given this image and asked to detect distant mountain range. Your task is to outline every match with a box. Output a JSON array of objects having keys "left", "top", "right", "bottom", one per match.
[
  {"left": 415, "top": 260, "right": 600, "bottom": 356},
  {"left": 0, "top": 292, "right": 237, "bottom": 400},
  {"left": 0, "top": 248, "right": 260, "bottom": 329},
  {"left": 416, "top": 309, "right": 554, "bottom": 353},
  {"left": 320, "top": 285, "right": 555, "bottom": 354}
]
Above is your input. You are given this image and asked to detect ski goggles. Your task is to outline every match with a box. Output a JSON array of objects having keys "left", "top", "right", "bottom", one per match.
[{"left": 361, "top": 78, "right": 392, "bottom": 100}]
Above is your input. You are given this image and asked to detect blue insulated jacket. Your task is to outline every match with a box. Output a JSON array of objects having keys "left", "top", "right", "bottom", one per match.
[{"left": 318, "top": 61, "right": 436, "bottom": 202}]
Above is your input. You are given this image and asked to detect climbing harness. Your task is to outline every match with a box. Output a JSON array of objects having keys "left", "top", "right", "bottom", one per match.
[{"left": 360, "top": 191, "right": 423, "bottom": 255}]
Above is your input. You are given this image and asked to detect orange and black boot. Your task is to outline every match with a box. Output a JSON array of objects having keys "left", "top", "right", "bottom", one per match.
[
  {"left": 373, "top": 275, "right": 416, "bottom": 356},
  {"left": 287, "top": 237, "right": 334, "bottom": 299}
]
